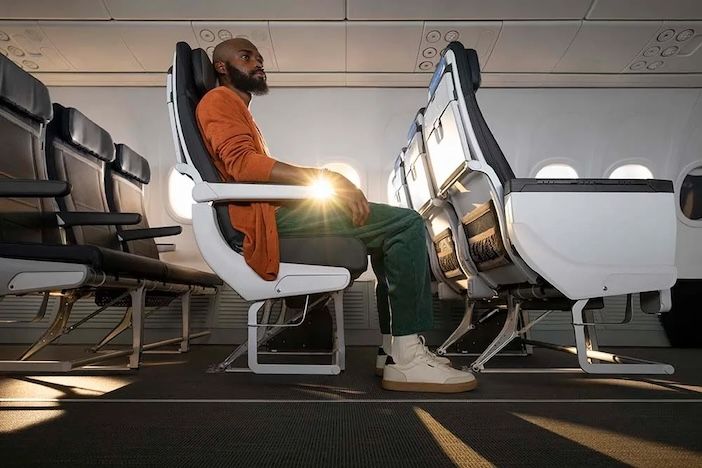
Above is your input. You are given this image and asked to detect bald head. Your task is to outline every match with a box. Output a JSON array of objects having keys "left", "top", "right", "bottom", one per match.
[
  {"left": 213, "top": 38, "right": 258, "bottom": 64},
  {"left": 212, "top": 38, "right": 268, "bottom": 96}
]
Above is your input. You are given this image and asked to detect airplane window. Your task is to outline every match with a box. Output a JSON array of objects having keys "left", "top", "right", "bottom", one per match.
[
  {"left": 609, "top": 164, "right": 654, "bottom": 179},
  {"left": 168, "top": 168, "right": 195, "bottom": 222},
  {"left": 535, "top": 163, "right": 578, "bottom": 179},
  {"left": 680, "top": 167, "right": 702, "bottom": 221},
  {"left": 322, "top": 162, "right": 362, "bottom": 189}
]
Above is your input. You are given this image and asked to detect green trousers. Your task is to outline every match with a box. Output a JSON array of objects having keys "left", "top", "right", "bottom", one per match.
[{"left": 276, "top": 202, "right": 433, "bottom": 336}]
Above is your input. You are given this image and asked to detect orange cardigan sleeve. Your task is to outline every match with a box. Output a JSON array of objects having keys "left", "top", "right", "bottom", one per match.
[{"left": 196, "top": 88, "right": 277, "bottom": 182}]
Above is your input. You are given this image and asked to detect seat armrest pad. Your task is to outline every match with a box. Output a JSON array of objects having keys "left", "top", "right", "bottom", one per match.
[
  {"left": 119, "top": 226, "right": 183, "bottom": 241},
  {"left": 193, "top": 182, "right": 318, "bottom": 203},
  {"left": 0, "top": 180, "right": 70, "bottom": 198},
  {"left": 56, "top": 211, "right": 141, "bottom": 227}
]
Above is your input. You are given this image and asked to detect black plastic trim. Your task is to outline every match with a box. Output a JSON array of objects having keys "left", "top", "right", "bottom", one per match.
[
  {"left": 504, "top": 178, "right": 674, "bottom": 195},
  {"left": 119, "top": 226, "right": 183, "bottom": 241},
  {"left": 56, "top": 211, "right": 141, "bottom": 227},
  {"left": 0, "top": 180, "right": 70, "bottom": 198}
]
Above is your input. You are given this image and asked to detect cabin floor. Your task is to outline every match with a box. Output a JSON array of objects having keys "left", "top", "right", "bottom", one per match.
[{"left": 0, "top": 345, "right": 701, "bottom": 467}]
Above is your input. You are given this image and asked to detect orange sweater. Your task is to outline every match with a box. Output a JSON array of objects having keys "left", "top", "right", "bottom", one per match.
[{"left": 196, "top": 86, "right": 280, "bottom": 280}]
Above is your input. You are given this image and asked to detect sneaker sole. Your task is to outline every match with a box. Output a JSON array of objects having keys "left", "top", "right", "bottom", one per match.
[{"left": 381, "top": 379, "right": 478, "bottom": 393}]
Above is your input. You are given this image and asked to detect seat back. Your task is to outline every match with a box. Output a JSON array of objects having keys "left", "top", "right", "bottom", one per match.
[
  {"left": 404, "top": 109, "right": 436, "bottom": 215},
  {"left": 389, "top": 148, "right": 411, "bottom": 208},
  {"left": 0, "top": 54, "right": 59, "bottom": 244},
  {"left": 45, "top": 103, "right": 120, "bottom": 250},
  {"left": 105, "top": 143, "right": 159, "bottom": 259},
  {"left": 171, "top": 41, "right": 244, "bottom": 251},
  {"left": 422, "top": 43, "right": 537, "bottom": 287}
]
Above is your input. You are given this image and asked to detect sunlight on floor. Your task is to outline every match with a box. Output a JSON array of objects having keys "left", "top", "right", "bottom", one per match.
[
  {"left": 413, "top": 407, "right": 495, "bottom": 468},
  {"left": 0, "top": 376, "right": 133, "bottom": 398},
  {"left": 566, "top": 377, "right": 679, "bottom": 392},
  {"left": 0, "top": 408, "right": 65, "bottom": 434},
  {"left": 513, "top": 412, "right": 702, "bottom": 466}
]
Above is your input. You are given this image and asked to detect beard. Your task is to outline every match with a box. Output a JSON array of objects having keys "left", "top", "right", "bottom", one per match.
[{"left": 225, "top": 63, "right": 269, "bottom": 95}]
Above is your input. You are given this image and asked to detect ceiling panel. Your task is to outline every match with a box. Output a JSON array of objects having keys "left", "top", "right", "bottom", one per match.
[
  {"left": 416, "top": 22, "right": 501, "bottom": 72},
  {"left": 0, "top": 21, "right": 72, "bottom": 71},
  {"left": 347, "top": 22, "right": 424, "bottom": 72},
  {"left": 192, "top": 22, "right": 278, "bottom": 71},
  {"left": 39, "top": 21, "right": 143, "bottom": 72},
  {"left": 104, "top": 0, "right": 344, "bottom": 20},
  {"left": 623, "top": 22, "right": 702, "bottom": 73},
  {"left": 114, "top": 22, "right": 198, "bottom": 72},
  {"left": 269, "top": 22, "right": 345, "bottom": 72},
  {"left": 347, "top": 0, "right": 592, "bottom": 20},
  {"left": 554, "top": 21, "right": 661, "bottom": 73},
  {"left": 0, "top": 1, "right": 110, "bottom": 20},
  {"left": 485, "top": 21, "right": 581, "bottom": 72},
  {"left": 588, "top": 0, "right": 702, "bottom": 20}
]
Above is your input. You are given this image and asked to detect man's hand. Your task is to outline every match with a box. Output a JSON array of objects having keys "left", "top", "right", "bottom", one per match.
[
  {"left": 325, "top": 170, "right": 370, "bottom": 227},
  {"left": 269, "top": 161, "right": 370, "bottom": 226}
]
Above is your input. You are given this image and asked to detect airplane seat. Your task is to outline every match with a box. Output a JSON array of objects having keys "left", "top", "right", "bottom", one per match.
[
  {"left": 420, "top": 42, "right": 678, "bottom": 374},
  {"left": 168, "top": 41, "right": 367, "bottom": 374},
  {"left": 0, "top": 54, "right": 60, "bottom": 245},
  {"left": 0, "top": 54, "right": 220, "bottom": 372},
  {"left": 389, "top": 148, "right": 411, "bottom": 209},
  {"left": 106, "top": 143, "right": 182, "bottom": 259}
]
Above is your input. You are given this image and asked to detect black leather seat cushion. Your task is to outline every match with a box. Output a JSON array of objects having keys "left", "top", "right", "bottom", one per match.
[
  {"left": 0, "top": 243, "right": 222, "bottom": 287},
  {"left": 279, "top": 236, "right": 368, "bottom": 278}
]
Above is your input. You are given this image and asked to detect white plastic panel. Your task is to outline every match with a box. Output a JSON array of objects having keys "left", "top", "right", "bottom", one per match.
[
  {"left": 588, "top": 0, "right": 702, "bottom": 20},
  {"left": 346, "top": 22, "right": 423, "bottom": 72},
  {"left": 104, "top": 0, "right": 345, "bottom": 20},
  {"left": 192, "top": 22, "right": 278, "bottom": 71},
  {"left": 506, "top": 191, "right": 677, "bottom": 299},
  {"left": 0, "top": 21, "right": 72, "bottom": 71},
  {"left": 269, "top": 22, "right": 345, "bottom": 72},
  {"left": 425, "top": 102, "right": 470, "bottom": 192},
  {"left": 0, "top": 0, "right": 111, "bottom": 19},
  {"left": 39, "top": 21, "right": 143, "bottom": 72},
  {"left": 624, "top": 22, "right": 702, "bottom": 73},
  {"left": 404, "top": 134, "right": 434, "bottom": 213},
  {"left": 485, "top": 21, "right": 581, "bottom": 73},
  {"left": 347, "top": 0, "right": 592, "bottom": 20},
  {"left": 416, "top": 22, "right": 501, "bottom": 73},
  {"left": 114, "top": 22, "right": 199, "bottom": 72},
  {"left": 555, "top": 21, "right": 662, "bottom": 73}
]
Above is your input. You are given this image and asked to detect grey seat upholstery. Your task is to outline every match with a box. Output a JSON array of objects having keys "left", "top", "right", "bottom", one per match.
[
  {"left": 174, "top": 41, "right": 368, "bottom": 277},
  {"left": 0, "top": 54, "right": 60, "bottom": 245},
  {"left": 106, "top": 143, "right": 181, "bottom": 259}
]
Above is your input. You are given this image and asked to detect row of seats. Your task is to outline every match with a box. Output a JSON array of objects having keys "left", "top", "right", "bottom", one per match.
[
  {"left": 389, "top": 42, "right": 679, "bottom": 374},
  {"left": 0, "top": 52, "right": 221, "bottom": 372}
]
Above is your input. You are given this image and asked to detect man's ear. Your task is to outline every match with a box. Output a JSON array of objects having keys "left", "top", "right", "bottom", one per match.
[{"left": 213, "top": 61, "right": 227, "bottom": 76}]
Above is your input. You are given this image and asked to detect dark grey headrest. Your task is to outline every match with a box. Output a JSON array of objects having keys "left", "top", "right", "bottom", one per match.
[
  {"left": 53, "top": 103, "right": 115, "bottom": 162},
  {"left": 0, "top": 54, "right": 52, "bottom": 123},
  {"left": 114, "top": 144, "right": 151, "bottom": 184},
  {"left": 465, "top": 48, "right": 481, "bottom": 91},
  {"left": 192, "top": 48, "right": 216, "bottom": 98}
]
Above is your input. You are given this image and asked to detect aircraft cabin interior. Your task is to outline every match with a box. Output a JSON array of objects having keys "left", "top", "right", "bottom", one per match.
[{"left": 1, "top": 1, "right": 701, "bottom": 466}]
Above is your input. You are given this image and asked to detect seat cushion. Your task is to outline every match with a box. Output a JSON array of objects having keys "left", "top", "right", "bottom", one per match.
[
  {"left": 279, "top": 236, "right": 368, "bottom": 278},
  {"left": 0, "top": 243, "right": 221, "bottom": 287},
  {"left": 165, "top": 262, "right": 222, "bottom": 287}
]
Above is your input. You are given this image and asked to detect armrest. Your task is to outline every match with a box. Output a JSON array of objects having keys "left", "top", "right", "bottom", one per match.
[
  {"left": 118, "top": 226, "right": 182, "bottom": 242},
  {"left": 192, "top": 182, "right": 320, "bottom": 203},
  {"left": 56, "top": 212, "right": 141, "bottom": 227},
  {"left": 0, "top": 179, "right": 70, "bottom": 198}
]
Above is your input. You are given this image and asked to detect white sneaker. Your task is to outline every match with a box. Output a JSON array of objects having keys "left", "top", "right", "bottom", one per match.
[
  {"left": 382, "top": 335, "right": 477, "bottom": 393},
  {"left": 375, "top": 337, "right": 451, "bottom": 377}
]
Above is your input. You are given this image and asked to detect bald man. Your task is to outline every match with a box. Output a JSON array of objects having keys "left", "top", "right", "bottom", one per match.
[{"left": 196, "top": 38, "right": 477, "bottom": 393}]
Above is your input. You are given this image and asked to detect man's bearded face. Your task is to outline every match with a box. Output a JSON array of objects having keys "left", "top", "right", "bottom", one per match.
[{"left": 225, "top": 62, "right": 268, "bottom": 95}]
